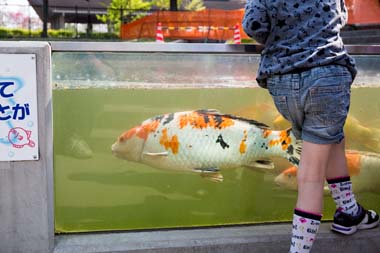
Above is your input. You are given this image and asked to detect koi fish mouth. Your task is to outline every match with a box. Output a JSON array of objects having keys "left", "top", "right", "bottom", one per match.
[
  {"left": 274, "top": 176, "right": 283, "bottom": 187},
  {"left": 111, "top": 140, "right": 142, "bottom": 161},
  {"left": 111, "top": 142, "right": 123, "bottom": 158}
]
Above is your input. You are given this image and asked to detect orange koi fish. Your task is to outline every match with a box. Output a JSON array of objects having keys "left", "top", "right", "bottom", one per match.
[
  {"left": 111, "top": 109, "right": 302, "bottom": 182},
  {"left": 275, "top": 150, "right": 380, "bottom": 194}
]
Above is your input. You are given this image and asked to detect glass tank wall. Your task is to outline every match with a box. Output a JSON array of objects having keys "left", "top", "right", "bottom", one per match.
[{"left": 52, "top": 44, "right": 380, "bottom": 233}]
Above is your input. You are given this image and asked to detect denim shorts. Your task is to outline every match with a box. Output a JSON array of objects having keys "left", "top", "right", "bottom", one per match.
[{"left": 267, "top": 65, "right": 353, "bottom": 144}]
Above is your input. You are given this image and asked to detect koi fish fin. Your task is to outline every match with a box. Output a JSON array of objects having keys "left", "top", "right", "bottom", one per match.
[
  {"left": 245, "top": 159, "right": 275, "bottom": 170},
  {"left": 193, "top": 168, "right": 224, "bottom": 182},
  {"left": 200, "top": 172, "right": 224, "bottom": 182},
  {"left": 195, "top": 109, "right": 222, "bottom": 114},
  {"left": 143, "top": 151, "right": 169, "bottom": 156},
  {"left": 193, "top": 167, "right": 220, "bottom": 173}
]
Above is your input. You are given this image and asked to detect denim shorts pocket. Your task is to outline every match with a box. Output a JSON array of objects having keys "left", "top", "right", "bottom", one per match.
[
  {"left": 308, "top": 83, "right": 350, "bottom": 127},
  {"left": 272, "top": 95, "right": 292, "bottom": 122}
]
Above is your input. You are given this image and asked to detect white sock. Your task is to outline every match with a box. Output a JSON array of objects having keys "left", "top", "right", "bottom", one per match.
[
  {"left": 327, "top": 176, "right": 359, "bottom": 215},
  {"left": 290, "top": 208, "right": 322, "bottom": 253}
]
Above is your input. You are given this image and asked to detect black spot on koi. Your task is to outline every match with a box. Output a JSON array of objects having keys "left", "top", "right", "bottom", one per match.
[
  {"left": 289, "top": 157, "right": 300, "bottom": 166},
  {"left": 216, "top": 134, "right": 230, "bottom": 149},
  {"left": 202, "top": 114, "right": 210, "bottom": 124},
  {"left": 162, "top": 113, "right": 174, "bottom": 125},
  {"left": 213, "top": 115, "right": 224, "bottom": 129},
  {"left": 152, "top": 115, "right": 165, "bottom": 122},
  {"left": 287, "top": 144, "right": 294, "bottom": 155}
]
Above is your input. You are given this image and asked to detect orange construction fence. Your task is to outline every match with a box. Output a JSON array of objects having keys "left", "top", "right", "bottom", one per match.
[
  {"left": 120, "top": 9, "right": 249, "bottom": 41},
  {"left": 346, "top": 0, "right": 380, "bottom": 25},
  {"left": 120, "top": 1, "right": 380, "bottom": 41}
]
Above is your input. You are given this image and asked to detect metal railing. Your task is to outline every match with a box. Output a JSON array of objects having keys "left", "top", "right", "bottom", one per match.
[{"left": 50, "top": 42, "right": 380, "bottom": 55}]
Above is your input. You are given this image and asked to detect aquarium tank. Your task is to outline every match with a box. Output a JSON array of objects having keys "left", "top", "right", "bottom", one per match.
[{"left": 51, "top": 44, "right": 380, "bottom": 233}]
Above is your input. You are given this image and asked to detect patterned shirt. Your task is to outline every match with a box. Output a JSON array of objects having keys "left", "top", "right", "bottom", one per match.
[{"left": 242, "top": 0, "right": 357, "bottom": 88}]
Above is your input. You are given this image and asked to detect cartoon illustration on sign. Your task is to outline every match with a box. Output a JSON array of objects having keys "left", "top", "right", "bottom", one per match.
[{"left": 8, "top": 127, "right": 35, "bottom": 148}]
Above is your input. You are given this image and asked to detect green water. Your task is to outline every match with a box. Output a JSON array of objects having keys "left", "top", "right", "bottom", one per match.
[{"left": 53, "top": 87, "right": 380, "bottom": 233}]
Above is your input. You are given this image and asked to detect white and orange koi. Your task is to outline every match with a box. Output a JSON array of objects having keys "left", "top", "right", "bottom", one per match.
[
  {"left": 111, "top": 109, "right": 302, "bottom": 182},
  {"left": 275, "top": 150, "right": 380, "bottom": 194}
]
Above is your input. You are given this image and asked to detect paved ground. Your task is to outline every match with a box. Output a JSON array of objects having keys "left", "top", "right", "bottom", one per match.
[{"left": 54, "top": 222, "right": 380, "bottom": 253}]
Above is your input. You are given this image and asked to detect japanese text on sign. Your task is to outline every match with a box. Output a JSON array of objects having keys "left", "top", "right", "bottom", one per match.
[{"left": 0, "top": 54, "right": 39, "bottom": 161}]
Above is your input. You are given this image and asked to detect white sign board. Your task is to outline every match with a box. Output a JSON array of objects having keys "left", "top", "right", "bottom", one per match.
[{"left": 0, "top": 54, "right": 39, "bottom": 161}]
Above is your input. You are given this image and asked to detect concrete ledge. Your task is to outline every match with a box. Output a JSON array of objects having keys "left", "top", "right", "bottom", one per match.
[{"left": 54, "top": 222, "right": 380, "bottom": 253}]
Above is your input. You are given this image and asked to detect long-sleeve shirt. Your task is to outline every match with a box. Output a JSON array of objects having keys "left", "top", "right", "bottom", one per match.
[{"left": 242, "top": 0, "right": 357, "bottom": 88}]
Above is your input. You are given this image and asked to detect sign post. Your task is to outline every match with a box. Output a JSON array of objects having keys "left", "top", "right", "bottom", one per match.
[{"left": 0, "top": 42, "right": 53, "bottom": 253}]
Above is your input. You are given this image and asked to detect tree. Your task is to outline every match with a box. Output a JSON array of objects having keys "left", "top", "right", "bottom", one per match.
[
  {"left": 98, "top": 0, "right": 205, "bottom": 32},
  {"left": 153, "top": 0, "right": 205, "bottom": 11},
  {"left": 97, "top": 0, "right": 152, "bottom": 32},
  {"left": 182, "top": 0, "right": 205, "bottom": 11}
]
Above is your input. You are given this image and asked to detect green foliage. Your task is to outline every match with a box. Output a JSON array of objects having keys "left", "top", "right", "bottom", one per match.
[
  {"left": 96, "top": 0, "right": 152, "bottom": 32},
  {"left": 241, "top": 38, "right": 256, "bottom": 44},
  {"left": 10, "top": 29, "right": 24, "bottom": 36},
  {"left": 48, "top": 29, "right": 75, "bottom": 38},
  {"left": 0, "top": 27, "right": 41, "bottom": 38},
  {"left": 183, "top": 0, "right": 205, "bottom": 11},
  {"left": 0, "top": 28, "right": 8, "bottom": 37},
  {"left": 153, "top": 0, "right": 205, "bottom": 11},
  {"left": 0, "top": 27, "right": 119, "bottom": 40},
  {"left": 97, "top": 0, "right": 206, "bottom": 31},
  {"left": 153, "top": 0, "right": 171, "bottom": 10}
]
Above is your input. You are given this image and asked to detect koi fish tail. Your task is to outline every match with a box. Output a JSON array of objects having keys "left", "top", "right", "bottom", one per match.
[{"left": 284, "top": 129, "right": 302, "bottom": 167}]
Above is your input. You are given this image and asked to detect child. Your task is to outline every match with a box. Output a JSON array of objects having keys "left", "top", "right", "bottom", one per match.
[{"left": 242, "top": 0, "right": 379, "bottom": 252}]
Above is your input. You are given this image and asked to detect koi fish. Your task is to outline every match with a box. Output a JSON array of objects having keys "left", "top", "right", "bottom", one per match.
[
  {"left": 111, "top": 109, "right": 302, "bottom": 182},
  {"left": 273, "top": 114, "right": 380, "bottom": 152},
  {"left": 233, "top": 103, "right": 280, "bottom": 128},
  {"left": 274, "top": 150, "right": 380, "bottom": 194}
]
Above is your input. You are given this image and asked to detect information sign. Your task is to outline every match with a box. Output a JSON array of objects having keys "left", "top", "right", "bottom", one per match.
[{"left": 0, "top": 54, "right": 39, "bottom": 161}]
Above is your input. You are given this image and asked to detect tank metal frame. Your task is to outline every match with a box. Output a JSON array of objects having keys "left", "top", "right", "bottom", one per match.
[{"left": 50, "top": 42, "right": 380, "bottom": 55}]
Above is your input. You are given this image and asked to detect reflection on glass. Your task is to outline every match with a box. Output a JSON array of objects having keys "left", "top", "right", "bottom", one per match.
[{"left": 52, "top": 52, "right": 380, "bottom": 233}]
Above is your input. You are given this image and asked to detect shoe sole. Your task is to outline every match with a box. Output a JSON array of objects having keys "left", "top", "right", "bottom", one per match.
[{"left": 331, "top": 219, "right": 380, "bottom": 235}]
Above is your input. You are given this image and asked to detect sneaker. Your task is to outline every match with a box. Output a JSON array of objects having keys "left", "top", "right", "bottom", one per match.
[{"left": 331, "top": 204, "right": 380, "bottom": 235}]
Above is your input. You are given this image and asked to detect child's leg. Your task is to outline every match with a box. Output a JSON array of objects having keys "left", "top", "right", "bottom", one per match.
[
  {"left": 290, "top": 140, "right": 330, "bottom": 253},
  {"left": 296, "top": 141, "right": 331, "bottom": 213},
  {"left": 325, "top": 140, "right": 359, "bottom": 215},
  {"left": 325, "top": 140, "right": 349, "bottom": 179}
]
